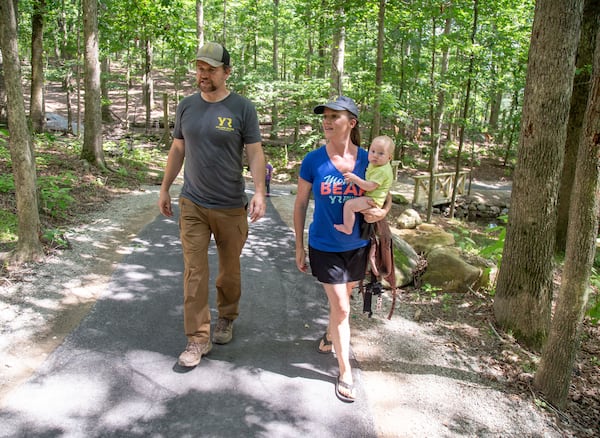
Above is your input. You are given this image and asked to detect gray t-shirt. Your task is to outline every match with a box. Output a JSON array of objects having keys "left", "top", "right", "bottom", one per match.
[{"left": 173, "top": 92, "right": 262, "bottom": 208}]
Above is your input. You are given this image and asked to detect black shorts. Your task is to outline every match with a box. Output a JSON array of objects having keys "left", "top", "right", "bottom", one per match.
[{"left": 308, "top": 244, "right": 370, "bottom": 285}]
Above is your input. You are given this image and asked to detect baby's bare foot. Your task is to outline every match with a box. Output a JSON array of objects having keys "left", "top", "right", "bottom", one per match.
[{"left": 333, "top": 224, "right": 352, "bottom": 234}]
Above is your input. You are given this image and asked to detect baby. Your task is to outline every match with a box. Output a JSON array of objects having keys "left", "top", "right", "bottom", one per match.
[{"left": 334, "top": 135, "right": 395, "bottom": 235}]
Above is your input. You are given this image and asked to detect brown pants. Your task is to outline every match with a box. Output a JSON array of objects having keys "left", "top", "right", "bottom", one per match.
[{"left": 178, "top": 197, "right": 248, "bottom": 343}]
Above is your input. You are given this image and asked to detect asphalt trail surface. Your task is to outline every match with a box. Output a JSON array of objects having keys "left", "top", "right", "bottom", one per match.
[{"left": 0, "top": 198, "right": 376, "bottom": 437}]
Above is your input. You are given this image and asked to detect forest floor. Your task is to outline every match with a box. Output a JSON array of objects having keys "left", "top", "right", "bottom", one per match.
[{"left": 1, "top": 73, "right": 598, "bottom": 436}]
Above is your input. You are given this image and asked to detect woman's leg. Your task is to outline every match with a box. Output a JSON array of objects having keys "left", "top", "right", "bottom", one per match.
[{"left": 323, "top": 281, "right": 356, "bottom": 390}]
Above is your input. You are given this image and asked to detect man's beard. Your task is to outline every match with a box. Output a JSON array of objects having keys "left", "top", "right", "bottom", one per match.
[{"left": 198, "top": 80, "right": 217, "bottom": 92}]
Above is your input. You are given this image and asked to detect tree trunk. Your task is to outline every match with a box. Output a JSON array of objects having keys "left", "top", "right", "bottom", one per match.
[
  {"left": 0, "top": 49, "right": 7, "bottom": 125},
  {"left": 494, "top": 0, "right": 584, "bottom": 350},
  {"left": 143, "top": 39, "right": 154, "bottom": 132},
  {"left": 427, "top": 14, "right": 450, "bottom": 222},
  {"left": 555, "top": 0, "right": 600, "bottom": 253},
  {"left": 57, "top": 1, "right": 67, "bottom": 59},
  {"left": 161, "top": 93, "right": 171, "bottom": 148},
  {"left": 30, "top": 0, "right": 46, "bottom": 133},
  {"left": 222, "top": 0, "right": 227, "bottom": 43},
  {"left": 0, "top": 0, "right": 44, "bottom": 262},
  {"left": 317, "top": 0, "right": 326, "bottom": 78},
  {"left": 196, "top": 0, "right": 204, "bottom": 52},
  {"left": 488, "top": 89, "right": 502, "bottom": 131},
  {"left": 330, "top": 8, "right": 345, "bottom": 96},
  {"left": 426, "top": 14, "right": 438, "bottom": 223},
  {"left": 81, "top": 0, "right": 105, "bottom": 168},
  {"left": 76, "top": 1, "right": 82, "bottom": 137},
  {"left": 450, "top": 0, "right": 478, "bottom": 219},
  {"left": 370, "top": 0, "right": 386, "bottom": 141},
  {"left": 65, "top": 68, "right": 73, "bottom": 135},
  {"left": 124, "top": 48, "right": 131, "bottom": 131},
  {"left": 101, "top": 56, "right": 113, "bottom": 123},
  {"left": 270, "top": 0, "right": 279, "bottom": 140},
  {"left": 534, "top": 26, "right": 600, "bottom": 408},
  {"left": 502, "top": 87, "right": 520, "bottom": 166}
]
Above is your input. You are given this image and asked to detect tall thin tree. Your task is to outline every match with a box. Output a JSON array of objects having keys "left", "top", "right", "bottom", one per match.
[
  {"left": 426, "top": 11, "right": 450, "bottom": 222},
  {"left": 30, "top": 0, "right": 46, "bottom": 133},
  {"left": 450, "top": 0, "right": 478, "bottom": 219},
  {"left": 0, "top": 0, "right": 44, "bottom": 262},
  {"left": 330, "top": 7, "right": 346, "bottom": 96},
  {"left": 370, "top": 0, "right": 386, "bottom": 141},
  {"left": 196, "top": 0, "right": 204, "bottom": 53},
  {"left": 270, "top": 0, "right": 280, "bottom": 139},
  {"left": 81, "top": 0, "right": 106, "bottom": 168}
]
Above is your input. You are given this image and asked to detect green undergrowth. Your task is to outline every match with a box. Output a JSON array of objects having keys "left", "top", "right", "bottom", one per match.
[
  {"left": 446, "top": 215, "right": 599, "bottom": 323},
  {"left": 0, "top": 131, "right": 166, "bottom": 254}
]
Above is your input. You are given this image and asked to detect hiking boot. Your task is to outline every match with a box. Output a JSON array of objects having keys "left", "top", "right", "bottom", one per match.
[
  {"left": 213, "top": 317, "right": 233, "bottom": 344},
  {"left": 178, "top": 340, "right": 212, "bottom": 367}
]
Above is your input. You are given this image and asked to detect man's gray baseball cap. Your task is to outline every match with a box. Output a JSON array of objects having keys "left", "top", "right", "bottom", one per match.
[
  {"left": 196, "top": 42, "right": 230, "bottom": 67},
  {"left": 314, "top": 96, "right": 359, "bottom": 118}
]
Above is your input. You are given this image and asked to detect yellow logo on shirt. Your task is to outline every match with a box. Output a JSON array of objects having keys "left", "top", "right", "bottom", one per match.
[{"left": 217, "top": 117, "right": 234, "bottom": 132}]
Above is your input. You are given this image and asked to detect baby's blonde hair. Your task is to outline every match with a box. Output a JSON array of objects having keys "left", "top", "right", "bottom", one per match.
[{"left": 372, "top": 135, "right": 395, "bottom": 157}]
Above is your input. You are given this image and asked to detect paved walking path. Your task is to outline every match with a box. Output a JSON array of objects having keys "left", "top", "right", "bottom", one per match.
[{"left": 0, "top": 191, "right": 376, "bottom": 437}]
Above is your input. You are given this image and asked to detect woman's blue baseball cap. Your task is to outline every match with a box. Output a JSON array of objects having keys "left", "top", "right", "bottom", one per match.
[{"left": 314, "top": 96, "right": 359, "bottom": 118}]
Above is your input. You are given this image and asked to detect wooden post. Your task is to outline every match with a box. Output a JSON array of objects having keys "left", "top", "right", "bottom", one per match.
[{"left": 162, "top": 93, "right": 171, "bottom": 148}]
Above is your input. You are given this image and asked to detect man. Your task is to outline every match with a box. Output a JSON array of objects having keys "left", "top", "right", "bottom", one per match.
[{"left": 158, "top": 42, "right": 266, "bottom": 368}]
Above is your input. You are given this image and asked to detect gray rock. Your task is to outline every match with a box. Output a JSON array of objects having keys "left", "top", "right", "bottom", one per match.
[
  {"left": 421, "top": 246, "right": 482, "bottom": 292},
  {"left": 396, "top": 208, "right": 423, "bottom": 229}
]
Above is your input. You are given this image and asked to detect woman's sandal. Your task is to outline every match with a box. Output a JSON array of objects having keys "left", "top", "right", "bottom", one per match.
[
  {"left": 335, "top": 375, "right": 356, "bottom": 403},
  {"left": 317, "top": 332, "right": 333, "bottom": 354}
]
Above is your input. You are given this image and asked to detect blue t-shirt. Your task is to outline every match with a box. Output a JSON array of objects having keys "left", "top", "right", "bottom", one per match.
[{"left": 299, "top": 145, "right": 369, "bottom": 252}]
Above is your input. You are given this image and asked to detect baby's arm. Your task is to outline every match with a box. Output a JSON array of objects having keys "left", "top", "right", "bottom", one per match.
[{"left": 344, "top": 172, "right": 379, "bottom": 192}]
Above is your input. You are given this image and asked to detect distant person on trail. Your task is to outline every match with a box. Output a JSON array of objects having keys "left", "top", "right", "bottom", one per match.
[
  {"left": 334, "top": 135, "right": 395, "bottom": 235},
  {"left": 158, "top": 42, "right": 266, "bottom": 368},
  {"left": 293, "top": 95, "right": 391, "bottom": 403},
  {"left": 266, "top": 162, "right": 273, "bottom": 197}
]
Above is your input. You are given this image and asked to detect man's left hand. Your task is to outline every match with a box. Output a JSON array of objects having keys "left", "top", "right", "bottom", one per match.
[{"left": 248, "top": 194, "right": 267, "bottom": 222}]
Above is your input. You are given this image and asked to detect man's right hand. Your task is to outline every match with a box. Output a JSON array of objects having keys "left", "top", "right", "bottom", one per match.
[{"left": 158, "top": 191, "right": 173, "bottom": 217}]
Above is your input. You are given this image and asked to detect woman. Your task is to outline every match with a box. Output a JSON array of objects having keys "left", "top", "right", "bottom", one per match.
[{"left": 293, "top": 96, "right": 390, "bottom": 402}]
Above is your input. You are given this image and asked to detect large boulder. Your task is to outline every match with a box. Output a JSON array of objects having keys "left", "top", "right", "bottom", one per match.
[
  {"left": 385, "top": 234, "right": 420, "bottom": 287},
  {"left": 461, "top": 252, "right": 498, "bottom": 291},
  {"left": 420, "top": 247, "right": 482, "bottom": 292},
  {"left": 395, "top": 223, "right": 455, "bottom": 255}
]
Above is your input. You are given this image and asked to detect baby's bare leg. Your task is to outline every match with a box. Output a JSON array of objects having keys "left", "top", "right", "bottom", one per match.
[{"left": 334, "top": 196, "right": 374, "bottom": 234}]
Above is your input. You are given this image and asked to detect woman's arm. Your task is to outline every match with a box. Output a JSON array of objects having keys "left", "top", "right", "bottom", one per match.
[
  {"left": 293, "top": 177, "right": 312, "bottom": 272},
  {"left": 362, "top": 192, "right": 392, "bottom": 223}
]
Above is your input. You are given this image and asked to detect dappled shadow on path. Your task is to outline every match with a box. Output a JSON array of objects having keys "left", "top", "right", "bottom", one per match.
[{"left": 0, "top": 200, "right": 376, "bottom": 437}]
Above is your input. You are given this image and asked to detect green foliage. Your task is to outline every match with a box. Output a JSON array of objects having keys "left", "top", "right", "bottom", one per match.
[
  {"left": 480, "top": 215, "right": 507, "bottom": 264},
  {"left": 587, "top": 267, "right": 600, "bottom": 324},
  {"left": 449, "top": 221, "right": 498, "bottom": 256},
  {"left": 452, "top": 228, "right": 478, "bottom": 253},
  {"left": 15, "top": 0, "right": 536, "bottom": 169},
  {"left": 0, "top": 131, "right": 166, "bottom": 253},
  {"left": 41, "top": 228, "right": 71, "bottom": 249},
  {"left": 37, "top": 173, "right": 77, "bottom": 219},
  {"left": 0, "top": 174, "right": 15, "bottom": 193},
  {"left": 0, "top": 210, "right": 18, "bottom": 245},
  {"left": 421, "top": 283, "right": 442, "bottom": 294},
  {"left": 0, "top": 139, "right": 9, "bottom": 158},
  {"left": 587, "top": 295, "right": 600, "bottom": 324}
]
